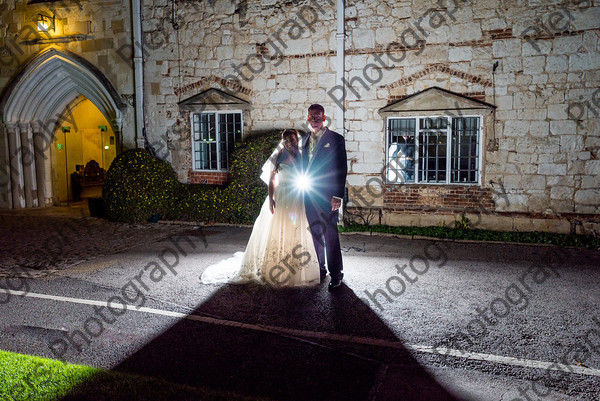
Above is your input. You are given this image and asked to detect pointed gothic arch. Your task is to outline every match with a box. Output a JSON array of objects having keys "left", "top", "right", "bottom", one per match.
[{"left": 0, "top": 47, "right": 125, "bottom": 208}]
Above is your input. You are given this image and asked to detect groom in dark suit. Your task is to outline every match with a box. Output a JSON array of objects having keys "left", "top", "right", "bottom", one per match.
[{"left": 302, "top": 104, "right": 347, "bottom": 291}]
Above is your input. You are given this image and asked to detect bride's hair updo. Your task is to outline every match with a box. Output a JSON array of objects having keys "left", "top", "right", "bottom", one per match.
[
  {"left": 281, "top": 128, "right": 299, "bottom": 141},
  {"left": 275, "top": 129, "right": 300, "bottom": 171}
]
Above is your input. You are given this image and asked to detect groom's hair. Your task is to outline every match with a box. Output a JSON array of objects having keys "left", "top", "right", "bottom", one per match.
[{"left": 308, "top": 104, "right": 325, "bottom": 115}]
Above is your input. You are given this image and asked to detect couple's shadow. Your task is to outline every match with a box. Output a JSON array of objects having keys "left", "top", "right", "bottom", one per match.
[{"left": 64, "top": 282, "right": 460, "bottom": 401}]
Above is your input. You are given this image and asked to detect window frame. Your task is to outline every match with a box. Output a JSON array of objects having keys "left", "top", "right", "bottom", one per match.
[
  {"left": 385, "top": 114, "right": 483, "bottom": 186},
  {"left": 190, "top": 110, "right": 244, "bottom": 172}
]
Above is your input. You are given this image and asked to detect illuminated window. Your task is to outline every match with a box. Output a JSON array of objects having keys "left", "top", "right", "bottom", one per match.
[{"left": 386, "top": 116, "right": 481, "bottom": 184}]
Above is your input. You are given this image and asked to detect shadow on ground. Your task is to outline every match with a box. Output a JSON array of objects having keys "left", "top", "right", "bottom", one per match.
[{"left": 60, "top": 282, "right": 460, "bottom": 401}]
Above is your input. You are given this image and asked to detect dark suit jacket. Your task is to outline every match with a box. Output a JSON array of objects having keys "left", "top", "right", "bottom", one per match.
[{"left": 302, "top": 128, "right": 347, "bottom": 209}]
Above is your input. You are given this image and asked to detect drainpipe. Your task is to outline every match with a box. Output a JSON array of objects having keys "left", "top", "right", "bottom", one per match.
[
  {"left": 336, "top": 0, "right": 345, "bottom": 223},
  {"left": 336, "top": 0, "right": 345, "bottom": 135},
  {"left": 132, "top": 0, "right": 145, "bottom": 148}
]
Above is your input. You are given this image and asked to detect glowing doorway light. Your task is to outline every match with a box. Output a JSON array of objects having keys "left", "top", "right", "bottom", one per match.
[{"left": 36, "top": 13, "right": 55, "bottom": 32}]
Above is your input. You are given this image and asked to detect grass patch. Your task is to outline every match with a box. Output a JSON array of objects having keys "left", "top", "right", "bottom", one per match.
[
  {"left": 339, "top": 223, "right": 600, "bottom": 249},
  {"left": 0, "top": 350, "right": 271, "bottom": 401}
]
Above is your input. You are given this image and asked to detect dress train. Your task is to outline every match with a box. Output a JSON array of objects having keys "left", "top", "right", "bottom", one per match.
[{"left": 201, "top": 163, "right": 320, "bottom": 287}]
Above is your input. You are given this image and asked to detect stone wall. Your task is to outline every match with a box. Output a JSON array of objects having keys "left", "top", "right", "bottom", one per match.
[
  {"left": 0, "top": 0, "right": 137, "bottom": 208},
  {"left": 139, "top": 0, "right": 600, "bottom": 234},
  {"left": 141, "top": 0, "right": 341, "bottom": 181},
  {"left": 0, "top": 0, "right": 134, "bottom": 99}
]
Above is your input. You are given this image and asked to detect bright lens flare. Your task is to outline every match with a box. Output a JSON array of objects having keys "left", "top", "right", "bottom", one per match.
[{"left": 295, "top": 173, "right": 312, "bottom": 192}]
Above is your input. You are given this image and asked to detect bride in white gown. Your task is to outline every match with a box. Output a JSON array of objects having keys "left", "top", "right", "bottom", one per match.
[{"left": 200, "top": 129, "right": 320, "bottom": 287}]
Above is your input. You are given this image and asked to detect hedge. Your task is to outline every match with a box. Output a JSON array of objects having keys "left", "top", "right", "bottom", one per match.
[
  {"left": 103, "top": 130, "right": 281, "bottom": 224},
  {"left": 102, "top": 148, "right": 182, "bottom": 223}
]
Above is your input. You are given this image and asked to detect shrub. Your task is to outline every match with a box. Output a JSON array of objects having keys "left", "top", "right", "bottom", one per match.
[
  {"left": 103, "top": 131, "right": 283, "bottom": 224},
  {"left": 174, "top": 183, "right": 224, "bottom": 223},
  {"left": 102, "top": 149, "right": 183, "bottom": 223},
  {"left": 222, "top": 131, "right": 281, "bottom": 223},
  {"left": 175, "top": 130, "right": 281, "bottom": 224}
]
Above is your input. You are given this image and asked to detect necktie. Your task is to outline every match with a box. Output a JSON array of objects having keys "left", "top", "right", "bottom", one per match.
[{"left": 309, "top": 134, "right": 318, "bottom": 160}]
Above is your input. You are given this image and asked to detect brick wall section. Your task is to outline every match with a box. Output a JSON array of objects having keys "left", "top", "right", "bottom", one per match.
[
  {"left": 383, "top": 185, "right": 495, "bottom": 214},
  {"left": 385, "top": 64, "right": 494, "bottom": 90},
  {"left": 188, "top": 170, "right": 230, "bottom": 186},
  {"left": 487, "top": 28, "right": 513, "bottom": 39},
  {"left": 388, "top": 91, "right": 486, "bottom": 103}
]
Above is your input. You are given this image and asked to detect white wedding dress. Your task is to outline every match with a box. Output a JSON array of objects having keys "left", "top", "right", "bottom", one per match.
[{"left": 201, "top": 160, "right": 320, "bottom": 287}]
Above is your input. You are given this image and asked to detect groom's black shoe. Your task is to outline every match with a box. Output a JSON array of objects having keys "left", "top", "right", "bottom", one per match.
[{"left": 328, "top": 276, "right": 343, "bottom": 291}]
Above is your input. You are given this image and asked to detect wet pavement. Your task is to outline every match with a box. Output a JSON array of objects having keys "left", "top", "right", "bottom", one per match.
[
  {"left": 0, "top": 203, "right": 195, "bottom": 277},
  {"left": 1, "top": 205, "right": 599, "bottom": 400}
]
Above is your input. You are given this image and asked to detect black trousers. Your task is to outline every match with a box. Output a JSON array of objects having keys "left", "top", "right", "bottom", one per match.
[{"left": 305, "top": 202, "right": 343, "bottom": 279}]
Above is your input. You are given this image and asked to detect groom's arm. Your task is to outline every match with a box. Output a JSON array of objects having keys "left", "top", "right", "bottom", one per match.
[
  {"left": 334, "top": 134, "right": 347, "bottom": 199},
  {"left": 330, "top": 134, "right": 347, "bottom": 210}
]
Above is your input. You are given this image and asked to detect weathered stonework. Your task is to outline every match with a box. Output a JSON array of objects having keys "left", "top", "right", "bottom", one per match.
[{"left": 0, "top": 0, "right": 136, "bottom": 208}]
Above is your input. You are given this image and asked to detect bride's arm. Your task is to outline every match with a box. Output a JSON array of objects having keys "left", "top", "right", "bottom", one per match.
[{"left": 268, "top": 168, "right": 277, "bottom": 214}]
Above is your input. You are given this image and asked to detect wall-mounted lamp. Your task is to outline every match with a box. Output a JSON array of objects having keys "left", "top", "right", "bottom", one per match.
[
  {"left": 37, "top": 13, "right": 55, "bottom": 33},
  {"left": 61, "top": 126, "right": 71, "bottom": 133},
  {"left": 98, "top": 125, "right": 107, "bottom": 132}
]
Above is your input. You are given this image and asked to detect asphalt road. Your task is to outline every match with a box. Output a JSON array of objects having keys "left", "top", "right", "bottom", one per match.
[{"left": 1, "top": 223, "right": 599, "bottom": 401}]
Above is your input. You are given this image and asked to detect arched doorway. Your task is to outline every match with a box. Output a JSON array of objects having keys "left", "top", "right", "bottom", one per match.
[
  {"left": 0, "top": 47, "right": 125, "bottom": 208},
  {"left": 50, "top": 97, "right": 118, "bottom": 204}
]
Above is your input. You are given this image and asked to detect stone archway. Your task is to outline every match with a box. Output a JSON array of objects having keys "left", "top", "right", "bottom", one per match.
[{"left": 0, "top": 47, "right": 125, "bottom": 208}]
